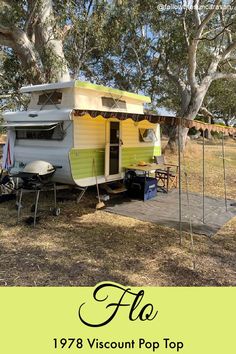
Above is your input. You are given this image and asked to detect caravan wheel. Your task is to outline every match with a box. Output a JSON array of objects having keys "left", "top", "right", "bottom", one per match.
[
  {"left": 52, "top": 207, "right": 60, "bottom": 216},
  {"left": 0, "top": 176, "right": 15, "bottom": 195}
]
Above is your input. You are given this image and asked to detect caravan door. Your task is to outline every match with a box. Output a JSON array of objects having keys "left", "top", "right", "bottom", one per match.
[{"left": 105, "top": 121, "right": 122, "bottom": 180}]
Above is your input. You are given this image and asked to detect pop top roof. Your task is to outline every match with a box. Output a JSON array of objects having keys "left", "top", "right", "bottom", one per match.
[{"left": 20, "top": 80, "right": 151, "bottom": 103}]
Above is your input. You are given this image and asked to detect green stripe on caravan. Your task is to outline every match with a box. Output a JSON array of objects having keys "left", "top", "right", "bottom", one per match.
[
  {"left": 69, "top": 146, "right": 161, "bottom": 180},
  {"left": 69, "top": 148, "right": 105, "bottom": 179},
  {"left": 122, "top": 146, "right": 161, "bottom": 167}
]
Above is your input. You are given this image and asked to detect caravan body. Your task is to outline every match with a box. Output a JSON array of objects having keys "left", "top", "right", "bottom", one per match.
[{"left": 2, "top": 81, "right": 161, "bottom": 186}]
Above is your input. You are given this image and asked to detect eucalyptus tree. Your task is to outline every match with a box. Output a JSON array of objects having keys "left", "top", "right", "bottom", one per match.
[
  {"left": 0, "top": 0, "right": 161, "bottom": 109},
  {"left": 0, "top": 0, "right": 113, "bottom": 108},
  {"left": 205, "top": 78, "right": 236, "bottom": 126},
  {"left": 155, "top": 0, "right": 236, "bottom": 150}
]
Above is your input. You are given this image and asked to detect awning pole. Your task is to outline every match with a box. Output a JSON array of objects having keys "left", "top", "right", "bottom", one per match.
[
  {"left": 178, "top": 123, "right": 182, "bottom": 246},
  {"left": 182, "top": 147, "right": 196, "bottom": 269},
  {"left": 183, "top": 153, "right": 196, "bottom": 270},
  {"left": 202, "top": 132, "right": 205, "bottom": 224},
  {"left": 222, "top": 134, "right": 228, "bottom": 212}
]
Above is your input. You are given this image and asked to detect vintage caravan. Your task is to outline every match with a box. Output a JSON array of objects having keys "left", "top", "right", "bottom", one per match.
[{"left": 2, "top": 81, "right": 161, "bottom": 187}]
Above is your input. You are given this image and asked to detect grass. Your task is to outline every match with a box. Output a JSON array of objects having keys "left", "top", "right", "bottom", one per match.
[
  {"left": 164, "top": 137, "right": 236, "bottom": 199},
  {"left": 0, "top": 138, "right": 236, "bottom": 286}
]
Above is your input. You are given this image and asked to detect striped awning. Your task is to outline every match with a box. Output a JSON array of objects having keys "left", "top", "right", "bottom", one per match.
[{"left": 73, "top": 109, "right": 236, "bottom": 133}]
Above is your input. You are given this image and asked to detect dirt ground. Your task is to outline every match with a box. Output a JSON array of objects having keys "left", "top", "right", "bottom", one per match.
[{"left": 0, "top": 138, "right": 236, "bottom": 286}]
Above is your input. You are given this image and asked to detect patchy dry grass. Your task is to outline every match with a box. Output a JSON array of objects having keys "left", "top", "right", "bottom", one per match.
[
  {"left": 164, "top": 137, "right": 236, "bottom": 199},
  {"left": 0, "top": 139, "right": 236, "bottom": 286}
]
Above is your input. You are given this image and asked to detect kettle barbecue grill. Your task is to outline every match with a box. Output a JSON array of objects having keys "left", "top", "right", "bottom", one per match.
[
  {"left": 16, "top": 160, "right": 61, "bottom": 226},
  {"left": 19, "top": 160, "right": 56, "bottom": 184}
]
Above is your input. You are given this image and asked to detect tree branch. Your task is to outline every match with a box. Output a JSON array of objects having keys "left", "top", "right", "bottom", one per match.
[
  {"left": 182, "top": 7, "right": 189, "bottom": 47},
  {"left": 24, "top": 0, "right": 39, "bottom": 37},
  {"left": 197, "top": 22, "right": 234, "bottom": 41},
  {"left": 195, "top": 0, "right": 221, "bottom": 39},
  {"left": 221, "top": 41, "right": 236, "bottom": 60},
  {"left": 1, "top": 0, "right": 15, "bottom": 7},
  {"left": 212, "top": 72, "right": 236, "bottom": 80},
  {"left": 193, "top": 0, "right": 201, "bottom": 27},
  {"left": 226, "top": 59, "right": 236, "bottom": 71},
  {"left": 188, "top": 0, "right": 221, "bottom": 91},
  {"left": 0, "top": 24, "right": 14, "bottom": 47},
  {"left": 0, "top": 24, "right": 41, "bottom": 82},
  {"left": 160, "top": 55, "right": 186, "bottom": 95},
  {"left": 199, "top": 106, "right": 214, "bottom": 118}
]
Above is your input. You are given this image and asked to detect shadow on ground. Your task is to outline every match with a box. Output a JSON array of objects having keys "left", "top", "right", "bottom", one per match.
[{"left": 0, "top": 186, "right": 235, "bottom": 287}]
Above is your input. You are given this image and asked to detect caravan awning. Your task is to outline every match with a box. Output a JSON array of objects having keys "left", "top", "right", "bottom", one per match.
[
  {"left": 2, "top": 122, "right": 59, "bottom": 130},
  {"left": 73, "top": 109, "right": 236, "bottom": 134}
]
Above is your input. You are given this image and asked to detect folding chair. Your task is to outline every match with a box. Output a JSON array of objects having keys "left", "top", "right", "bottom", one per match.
[{"left": 154, "top": 155, "right": 178, "bottom": 193}]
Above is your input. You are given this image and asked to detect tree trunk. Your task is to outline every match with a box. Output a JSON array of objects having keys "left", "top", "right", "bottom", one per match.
[
  {"left": 205, "top": 116, "right": 213, "bottom": 139},
  {"left": 165, "top": 83, "right": 211, "bottom": 152},
  {"left": 165, "top": 89, "right": 191, "bottom": 153},
  {"left": 164, "top": 125, "right": 189, "bottom": 153},
  {"left": 164, "top": 126, "right": 178, "bottom": 153},
  {"left": 34, "top": 0, "right": 70, "bottom": 82}
]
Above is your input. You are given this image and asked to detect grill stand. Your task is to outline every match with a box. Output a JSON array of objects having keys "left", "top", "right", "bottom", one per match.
[{"left": 17, "top": 182, "right": 59, "bottom": 227}]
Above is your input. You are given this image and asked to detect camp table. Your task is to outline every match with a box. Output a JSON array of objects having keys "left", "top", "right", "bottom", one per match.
[{"left": 124, "top": 163, "right": 160, "bottom": 175}]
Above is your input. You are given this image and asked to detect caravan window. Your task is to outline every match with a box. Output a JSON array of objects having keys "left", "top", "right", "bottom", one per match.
[
  {"left": 139, "top": 128, "right": 157, "bottom": 143},
  {"left": 102, "top": 97, "right": 127, "bottom": 109},
  {"left": 15, "top": 123, "right": 65, "bottom": 140},
  {"left": 37, "top": 92, "right": 62, "bottom": 105}
]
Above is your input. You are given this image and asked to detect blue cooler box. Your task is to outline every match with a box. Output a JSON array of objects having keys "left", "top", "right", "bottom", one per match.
[{"left": 128, "top": 176, "right": 157, "bottom": 201}]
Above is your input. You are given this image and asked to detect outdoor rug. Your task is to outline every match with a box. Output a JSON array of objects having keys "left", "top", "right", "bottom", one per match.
[{"left": 105, "top": 190, "right": 236, "bottom": 236}]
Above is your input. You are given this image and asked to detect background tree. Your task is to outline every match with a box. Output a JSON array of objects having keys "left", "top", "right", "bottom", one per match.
[
  {"left": 205, "top": 79, "right": 236, "bottom": 126},
  {"left": 148, "top": 0, "right": 236, "bottom": 150}
]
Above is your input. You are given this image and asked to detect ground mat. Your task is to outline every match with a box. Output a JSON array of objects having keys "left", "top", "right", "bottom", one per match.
[{"left": 105, "top": 190, "right": 236, "bottom": 236}]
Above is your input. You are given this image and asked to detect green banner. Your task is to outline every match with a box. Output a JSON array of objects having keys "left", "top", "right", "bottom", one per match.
[{"left": 0, "top": 284, "right": 235, "bottom": 353}]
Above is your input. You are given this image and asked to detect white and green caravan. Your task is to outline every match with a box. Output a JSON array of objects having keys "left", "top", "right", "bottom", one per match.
[{"left": 2, "top": 81, "right": 161, "bottom": 187}]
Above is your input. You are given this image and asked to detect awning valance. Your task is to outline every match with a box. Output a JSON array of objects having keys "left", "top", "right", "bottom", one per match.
[{"left": 73, "top": 110, "right": 236, "bottom": 134}]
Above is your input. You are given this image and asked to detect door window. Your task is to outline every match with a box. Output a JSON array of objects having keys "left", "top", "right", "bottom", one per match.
[{"left": 109, "top": 122, "right": 120, "bottom": 175}]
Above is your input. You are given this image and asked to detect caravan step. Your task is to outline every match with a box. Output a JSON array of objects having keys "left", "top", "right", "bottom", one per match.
[{"left": 101, "top": 182, "right": 127, "bottom": 194}]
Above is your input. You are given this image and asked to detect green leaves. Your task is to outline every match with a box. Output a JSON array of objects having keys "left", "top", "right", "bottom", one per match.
[{"left": 205, "top": 79, "right": 236, "bottom": 125}]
